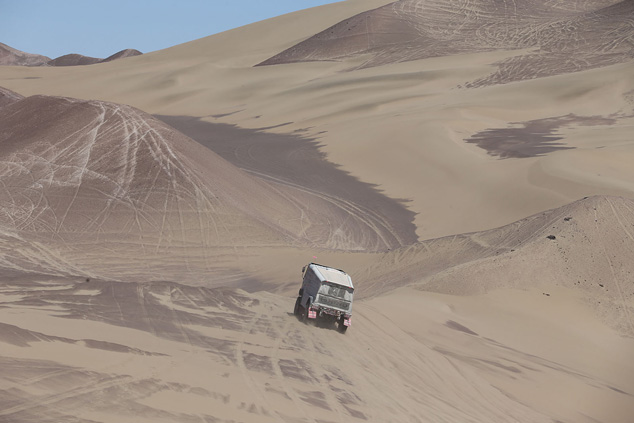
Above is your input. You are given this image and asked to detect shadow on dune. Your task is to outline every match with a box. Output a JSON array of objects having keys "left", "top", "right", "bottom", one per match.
[{"left": 156, "top": 115, "right": 418, "bottom": 249}]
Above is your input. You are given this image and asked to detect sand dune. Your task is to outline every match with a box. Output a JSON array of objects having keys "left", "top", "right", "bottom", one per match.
[
  {"left": 0, "top": 92, "right": 415, "bottom": 283},
  {"left": 258, "top": 0, "right": 634, "bottom": 83},
  {"left": 0, "top": 0, "right": 633, "bottom": 422},
  {"left": 0, "top": 94, "right": 299, "bottom": 281},
  {"left": 355, "top": 196, "right": 634, "bottom": 335}
]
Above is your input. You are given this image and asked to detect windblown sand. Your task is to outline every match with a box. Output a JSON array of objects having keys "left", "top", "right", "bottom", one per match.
[{"left": 0, "top": 0, "right": 633, "bottom": 422}]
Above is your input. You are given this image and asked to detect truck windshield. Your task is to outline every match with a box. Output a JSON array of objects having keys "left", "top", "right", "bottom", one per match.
[{"left": 318, "top": 283, "right": 353, "bottom": 301}]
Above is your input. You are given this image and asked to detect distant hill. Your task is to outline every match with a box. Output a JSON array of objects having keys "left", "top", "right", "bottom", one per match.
[
  {"left": 100, "top": 48, "right": 143, "bottom": 63},
  {"left": 47, "top": 49, "right": 143, "bottom": 66},
  {"left": 0, "top": 43, "right": 142, "bottom": 67},
  {"left": 0, "top": 42, "right": 50, "bottom": 66},
  {"left": 47, "top": 53, "right": 102, "bottom": 66}
]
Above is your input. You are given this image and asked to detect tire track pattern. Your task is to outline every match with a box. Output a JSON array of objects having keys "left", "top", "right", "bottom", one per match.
[{"left": 0, "top": 278, "right": 556, "bottom": 422}]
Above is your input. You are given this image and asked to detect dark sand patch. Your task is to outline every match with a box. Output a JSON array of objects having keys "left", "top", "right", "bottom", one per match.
[
  {"left": 0, "top": 278, "right": 258, "bottom": 361},
  {"left": 278, "top": 359, "right": 317, "bottom": 383},
  {"left": 465, "top": 114, "right": 616, "bottom": 158},
  {"left": 243, "top": 352, "right": 274, "bottom": 374},
  {"left": 299, "top": 390, "right": 331, "bottom": 410}
]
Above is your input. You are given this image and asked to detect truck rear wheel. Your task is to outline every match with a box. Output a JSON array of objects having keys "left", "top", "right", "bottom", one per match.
[
  {"left": 338, "top": 316, "right": 348, "bottom": 334},
  {"left": 303, "top": 302, "right": 315, "bottom": 325},
  {"left": 293, "top": 296, "right": 302, "bottom": 316}
]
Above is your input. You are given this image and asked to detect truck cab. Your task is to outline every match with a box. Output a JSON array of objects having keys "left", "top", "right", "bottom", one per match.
[{"left": 294, "top": 263, "right": 353, "bottom": 333}]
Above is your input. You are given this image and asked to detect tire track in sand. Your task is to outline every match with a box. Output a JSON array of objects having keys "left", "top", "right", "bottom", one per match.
[{"left": 603, "top": 199, "right": 634, "bottom": 334}]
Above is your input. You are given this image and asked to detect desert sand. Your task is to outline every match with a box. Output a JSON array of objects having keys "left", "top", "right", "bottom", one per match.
[{"left": 0, "top": 0, "right": 633, "bottom": 422}]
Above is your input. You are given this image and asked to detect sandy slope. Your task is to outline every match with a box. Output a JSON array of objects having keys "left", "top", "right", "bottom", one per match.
[
  {"left": 0, "top": 0, "right": 633, "bottom": 422},
  {"left": 1, "top": 276, "right": 632, "bottom": 423},
  {"left": 354, "top": 196, "right": 634, "bottom": 337}
]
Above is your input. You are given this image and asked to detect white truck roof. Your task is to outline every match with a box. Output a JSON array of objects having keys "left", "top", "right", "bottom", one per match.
[{"left": 310, "top": 263, "right": 354, "bottom": 289}]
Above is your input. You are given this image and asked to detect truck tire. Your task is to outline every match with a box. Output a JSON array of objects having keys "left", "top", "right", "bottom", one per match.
[
  {"left": 302, "top": 305, "right": 309, "bottom": 323},
  {"left": 293, "top": 296, "right": 302, "bottom": 316},
  {"left": 303, "top": 301, "right": 315, "bottom": 325},
  {"left": 338, "top": 316, "right": 348, "bottom": 334}
]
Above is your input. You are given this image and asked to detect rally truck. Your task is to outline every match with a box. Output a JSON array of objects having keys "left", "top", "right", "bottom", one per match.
[{"left": 293, "top": 263, "right": 354, "bottom": 333}]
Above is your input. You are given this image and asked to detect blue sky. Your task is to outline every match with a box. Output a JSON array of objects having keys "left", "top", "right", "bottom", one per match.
[{"left": 1, "top": 0, "right": 339, "bottom": 59}]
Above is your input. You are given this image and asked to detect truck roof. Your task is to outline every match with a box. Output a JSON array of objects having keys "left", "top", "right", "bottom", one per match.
[{"left": 310, "top": 263, "right": 354, "bottom": 289}]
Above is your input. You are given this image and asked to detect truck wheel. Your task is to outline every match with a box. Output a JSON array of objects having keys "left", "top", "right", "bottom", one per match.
[
  {"left": 338, "top": 317, "right": 348, "bottom": 334},
  {"left": 293, "top": 296, "right": 301, "bottom": 316},
  {"left": 301, "top": 302, "right": 309, "bottom": 322},
  {"left": 303, "top": 302, "right": 315, "bottom": 325}
]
